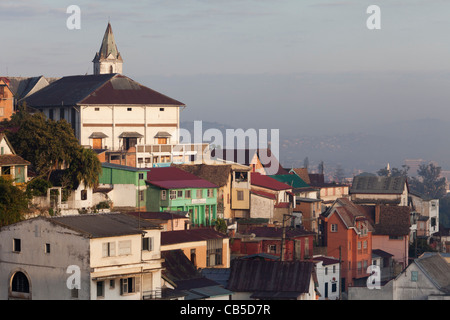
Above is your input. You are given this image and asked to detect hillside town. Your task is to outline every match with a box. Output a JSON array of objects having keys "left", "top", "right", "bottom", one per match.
[{"left": 1, "top": 23, "right": 450, "bottom": 301}]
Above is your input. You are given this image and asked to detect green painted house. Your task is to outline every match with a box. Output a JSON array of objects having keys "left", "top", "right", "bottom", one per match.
[
  {"left": 145, "top": 167, "right": 218, "bottom": 227},
  {"left": 0, "top": 133, "right": 30, "bottom": 185},
  {"left": 98, "top": 162, "right": 148, "bottom": 210}
]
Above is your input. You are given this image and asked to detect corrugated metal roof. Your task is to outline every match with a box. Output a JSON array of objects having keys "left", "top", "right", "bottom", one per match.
[
  {"left": 23, "top": 74, "right": 184, "bottom": 107},
  {"left": 269, "top": 174, "right": 310, "bottom": 189},
  {"left": 415, "top": 254, "right": 450, "bottom": 293},
  {"left": 161, "top": 228, "right": 227, "bottom": 246},
  {"left": 0, "top": 154, "right": 30, "bottom": 166},
  {"left": 227, "top": 259, "right": 314, "bottom": 295},
  {"left": 146, "top": 167, "right": 218, "bottom": 189},
  {"left": 49, "top": 212, "right": 160, "bottom": 238},
  {"left": 251, "top": 172, "right": 292, "bottom": 191},
  {"left": 244, "top": 226, "right": 315, "bottom": 238},
  {"left": 350, "top": 175, "right": 407, "bottom": 194}
]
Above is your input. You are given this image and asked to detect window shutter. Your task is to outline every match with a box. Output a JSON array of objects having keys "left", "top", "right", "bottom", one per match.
[{"left": 134, "top": 277, "right": 140, "bottom": 294}]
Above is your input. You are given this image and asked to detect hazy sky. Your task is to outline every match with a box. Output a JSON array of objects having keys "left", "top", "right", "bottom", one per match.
[{"left": 2, "top": 0, "right": 450, "bottom": 137}]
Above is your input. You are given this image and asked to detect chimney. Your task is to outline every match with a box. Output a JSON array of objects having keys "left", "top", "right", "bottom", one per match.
[{"left": 375, "top": 204, "right": 381, "bottom": 224}]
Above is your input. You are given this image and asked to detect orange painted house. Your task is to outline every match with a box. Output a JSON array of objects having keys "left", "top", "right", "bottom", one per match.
[
  {"left": 320, "top": 198, "right": 374, "bottom": 292},
  {"left": 0, "top": 78, "right": 14, "bottom": 121}
]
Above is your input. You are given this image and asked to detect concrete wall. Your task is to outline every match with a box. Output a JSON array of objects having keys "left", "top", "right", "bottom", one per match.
[
  {"left": 0, "top": 218, "right": 91, "bottom": 300},
  {"left": 80, "top": 105, "right": 179, "bottom": 149},
  {"left": 250, "top": 194, "right": 274, "bottom": 222},
  {"left": 348, "top": 280, "right": 394, "bottom": 300}
]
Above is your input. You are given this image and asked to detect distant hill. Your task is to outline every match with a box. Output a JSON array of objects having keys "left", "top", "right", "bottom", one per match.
[{"left": 181, "top": 118, "right": 450, "bottom": 177}]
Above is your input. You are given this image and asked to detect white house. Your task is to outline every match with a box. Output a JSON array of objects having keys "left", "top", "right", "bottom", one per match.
[
  {"left": 0, "top": 213, "right": 163, "bottom": 300},
  {"left": 313, "top": 255, "right": 341, "bottom": 300},
  {"left": 22, "top": 23, "right": 185, "bottom": 154}
]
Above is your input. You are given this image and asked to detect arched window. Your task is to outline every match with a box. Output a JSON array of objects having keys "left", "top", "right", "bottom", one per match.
[
  {"left": 110, "top": 65, "right": 114, "bottom": 73},
  {"left": 12, "top": 272, "right": 30, "bottom": 293}
]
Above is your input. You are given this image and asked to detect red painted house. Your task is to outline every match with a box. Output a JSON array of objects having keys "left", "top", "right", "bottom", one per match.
[
  {"left": 320, "top": 198, "right": 374, "bottom": 292},
  {"left": 231, "top": 226, "right": 315, "bottom": 261}
]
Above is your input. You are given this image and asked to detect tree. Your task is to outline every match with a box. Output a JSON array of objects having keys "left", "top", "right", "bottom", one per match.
[
  {"left": 2, "top": 106, "right": 80, "bottom": 180},
  {"left": 377, "top": 165, "right": 409, "bottom": 177},
  {"left": 1, "top": 106, "right": 102, "bottom": 191},
  {"left": 66, "top": 147, "right": 102, "bottom": 190},
  {"left": 333, "top": 165, "right": 345, "bottom": 184},
  {"left": 0, "top": 177, "right": 29, "bottom": 227},
  {"left": 409, "top": 163, "right": 446, "bottom": 199}
]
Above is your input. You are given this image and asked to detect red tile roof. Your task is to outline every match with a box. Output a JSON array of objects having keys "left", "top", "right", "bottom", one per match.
[
  {"left": 251, "top": 172, "right": 292, "bottom": 191},
  {"left": 146, "top": 167, "right": 218, "bottom": 189}
]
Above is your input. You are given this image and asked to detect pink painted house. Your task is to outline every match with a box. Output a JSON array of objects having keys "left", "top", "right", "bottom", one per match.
[{"left": 360, "top": 204, "right": 411, "bottom": 274}]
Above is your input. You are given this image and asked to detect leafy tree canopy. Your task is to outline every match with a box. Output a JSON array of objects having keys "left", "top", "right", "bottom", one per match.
[
  {"left": 0, "top": 177, "right": 29, "bottom": 227},
  {"left": 409, "top": 163, "right": 446, "bottom": 200},
  {"left": 0, "top": 106, "right": 102, "bottom": 190}
]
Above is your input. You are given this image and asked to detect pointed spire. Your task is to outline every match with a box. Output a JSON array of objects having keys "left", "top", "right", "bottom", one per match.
[
  {"left": 93, "top": 22, "right": 123, "bottom": 75},
  {"left": 94, "top": 23, "right": 122, "bottom": 62}
]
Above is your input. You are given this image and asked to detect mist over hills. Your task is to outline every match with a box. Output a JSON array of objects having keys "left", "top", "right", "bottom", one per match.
[{"left": 181, "top": 118, "right": 450, "bottom": 178}]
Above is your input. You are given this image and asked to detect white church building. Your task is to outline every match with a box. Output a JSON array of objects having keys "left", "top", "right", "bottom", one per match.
[{"left": 22, "top": 23, "right": 185, "bottom": 156}]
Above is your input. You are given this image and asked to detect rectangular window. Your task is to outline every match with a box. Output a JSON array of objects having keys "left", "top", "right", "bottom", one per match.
[
  {"left": 159, "top": 108, "right": 165, "bottom": 111},
  {"left": 237, "top": 190, "right": 244, "bottom": 201},
  {"left": 177, "top": 190, "right": 183, "bottom": 198},
  {"left": 13, "top": 238, "right": 21, "bottom": 252},
  {"left": 142, "top": 237, "right": 153, "bottom": 251},
  {"left": 118, "top": 240, "right": 131, "bottom": 256},
  {"left": 331, "top": 224, "right": 338, "bottom": 232},
  {"left": 185, "top": 190, "right": 191, "bottom": 199},
  {"left": 95, "top": 107, "right": 100, "bottom": 111},
  {"left": 81, "top": 189, "right": 87, "bottom": 200},
  {"left": 139, "top": 173, "right": 144, "bottom": 180},
  {"left": 207, "top": 189, "right": 214, "bottom": 198},
  {"left": 170, "top": 190, "right": 177, "bottom": 200},
  {"left": 45, "top": 243, "right": 51, "bottom": 253},
  {"left": 139, "top": 190, "right": 145, "bottom": 202},
  {"left": 196, "top": 189, "right": 203, "bottom": 198},
  {"left": 161, "top": 190, "right": 167, "bottom": 200},
  {"left": 120, "top": 277, "right": 137, "bottom": 295},
  {"left": 127, "top": 108, "right": 132, "bottom": 111},
  {"left": 332, "top": 283, "right": 337, "bottom": 293},
  {"left": 411, "top": 271, "right": 418, "bottom": 282},
  {"left": 102, "top": 242, "right": 116, "bottom": 257},
  {"left": 97, "top": 281, "right": 104, "bottom": 298},
  {"left": 110, "top": 279, "right": 115, "bottom": 289}
]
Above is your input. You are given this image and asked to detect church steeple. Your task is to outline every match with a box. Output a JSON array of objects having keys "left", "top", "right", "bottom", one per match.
[{"left": 93, "top": 23, "right": 123, "bottom": 75}]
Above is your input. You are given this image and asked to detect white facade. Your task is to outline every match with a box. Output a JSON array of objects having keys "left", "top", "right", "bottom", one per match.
[
  {"left": 43, "top": 104, "right": 181, "bottom": 151},
  {"left": 313, "top": 256, "right": 340, "bottom": 300},
  {"left": 0, "top": 215, "right": 163, "bottom": 300}
]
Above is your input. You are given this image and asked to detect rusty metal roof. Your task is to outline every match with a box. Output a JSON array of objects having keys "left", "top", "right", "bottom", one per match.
[
  {"left": 49, "top": 212, "right": 160, "bottom": 238},
  {"left": 227, "top": 259, "right": 315, "bottom": 296},
  {"left": 23, "top": 74, "right": 184, "bottom": 107},
  {"left": 161, "top": 228, "right": 227, "bottom": 246},
  {"left": 0, "top": 154, "right": 30, "bottom": 166}
]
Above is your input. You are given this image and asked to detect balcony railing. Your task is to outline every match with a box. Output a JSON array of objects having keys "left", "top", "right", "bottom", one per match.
[{"left": 142, "top": 289, "right": 163, "bottom": 300}]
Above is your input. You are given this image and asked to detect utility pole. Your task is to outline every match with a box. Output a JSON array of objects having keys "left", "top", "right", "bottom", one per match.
[
  {"left": 339, "top": 245, "right": 342, "bottom": 300},
  {"left": 280, "top": 214, "right": 292, "bottom": 262}
]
